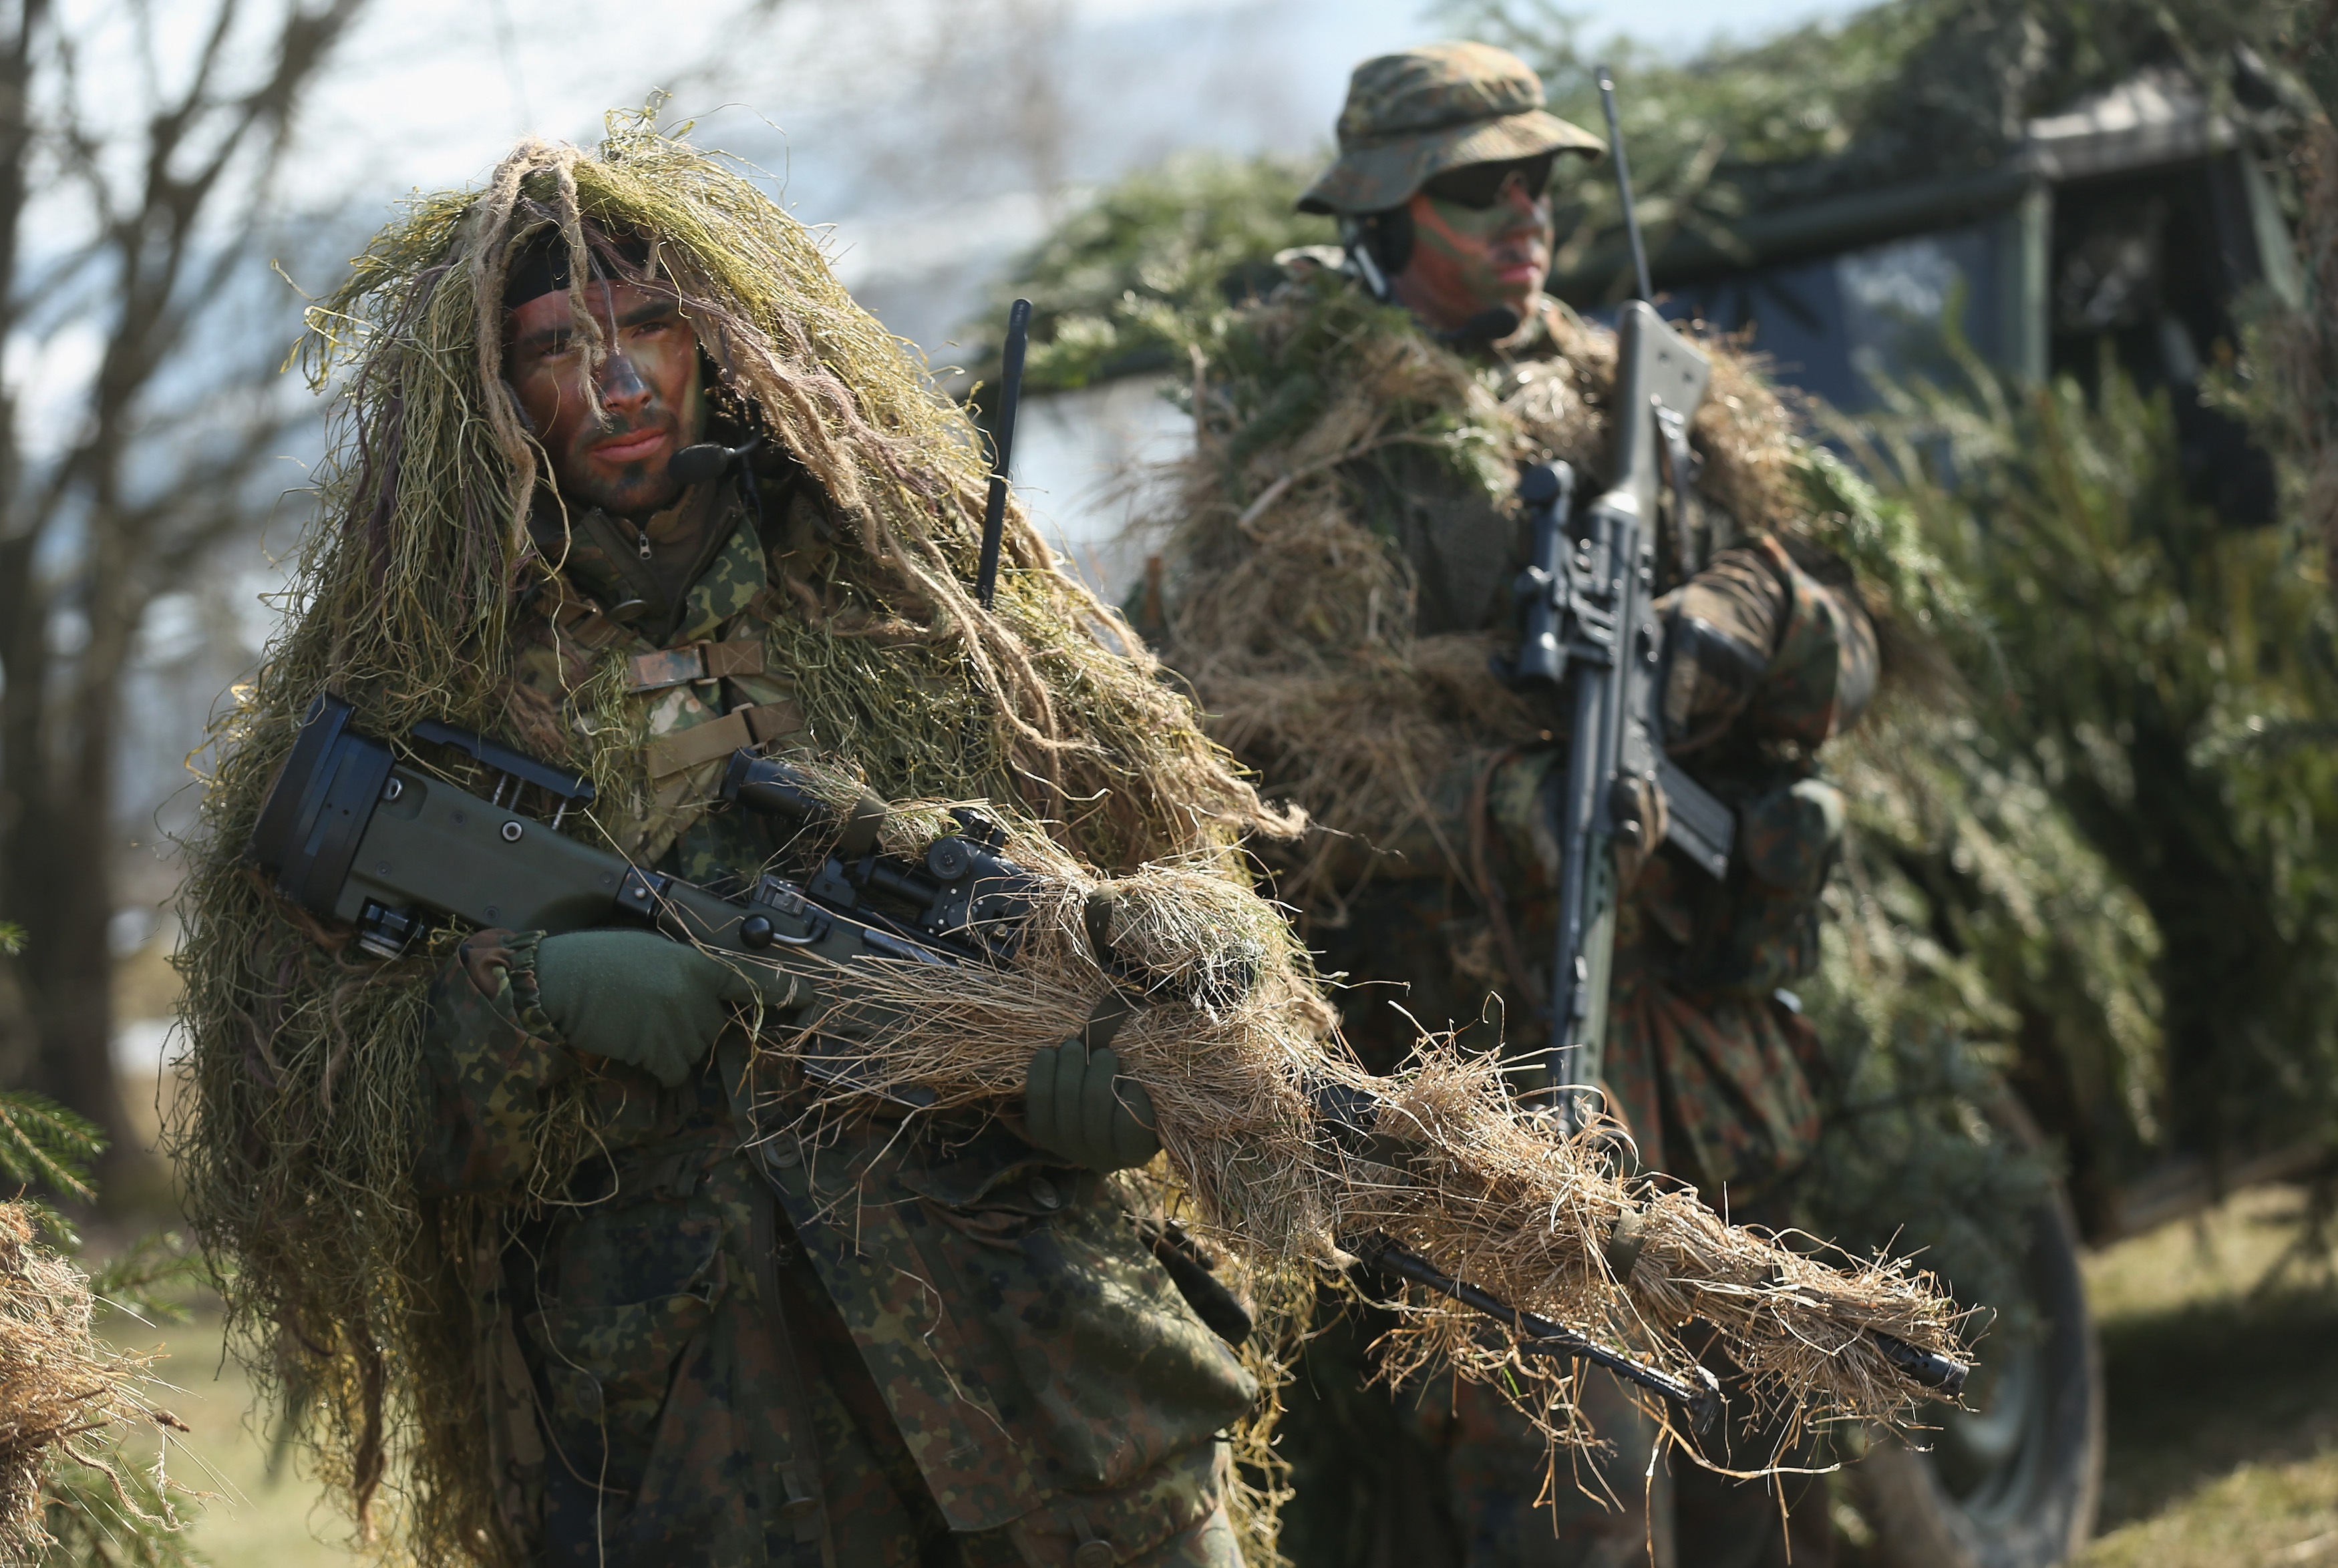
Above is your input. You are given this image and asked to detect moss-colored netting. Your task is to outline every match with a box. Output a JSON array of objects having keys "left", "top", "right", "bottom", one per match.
[{"left": 165, "top": 116, "right": 1279, "bottom": 1564}]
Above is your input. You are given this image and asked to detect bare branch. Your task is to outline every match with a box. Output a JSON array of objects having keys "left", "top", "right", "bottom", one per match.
[{"left": 0, "top": 0, "right": 369, "bottom": 1173}]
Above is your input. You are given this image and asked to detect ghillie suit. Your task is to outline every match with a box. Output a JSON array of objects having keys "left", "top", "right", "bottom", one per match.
[
  {"left": 1152, "top": 262, "right": 1941, "bottom": 1135},
  {"left": 168, "top": 120, "right": 1285, "bottom": 1568},
  {"left": 168, "top": 120, "right": 1963, "bottom": 1568},
  {"left": 1142, "top": 258, "right": 1957, "bottom": 1564}
]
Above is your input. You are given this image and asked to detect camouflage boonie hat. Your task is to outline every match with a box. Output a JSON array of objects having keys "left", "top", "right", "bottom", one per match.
[{"left": 1299, "top": 41, "right": 1604, "bottom": 216}]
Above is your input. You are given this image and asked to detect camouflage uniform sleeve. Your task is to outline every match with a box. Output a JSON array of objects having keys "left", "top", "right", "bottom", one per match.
[
  {"left": 418, "top": 928, "right": 578, "bottom": 1197},
  {"left": 1660, "top": 535, "right": 1878, "bottom": 751}
]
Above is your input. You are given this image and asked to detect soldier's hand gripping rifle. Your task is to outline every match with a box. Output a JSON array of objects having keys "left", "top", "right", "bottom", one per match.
[{"left": 246, "top": 692, "right": 1047, "bottom": 1105}]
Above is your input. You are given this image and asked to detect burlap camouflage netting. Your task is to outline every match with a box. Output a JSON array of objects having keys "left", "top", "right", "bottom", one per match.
[{"left": 168, "top": 117, "right": 1967, "bottom": 1565}]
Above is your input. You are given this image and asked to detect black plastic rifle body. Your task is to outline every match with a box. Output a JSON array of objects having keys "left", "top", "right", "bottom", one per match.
[
  {"left": 1497, "top": 303, "right": 1729, "bottom": 1129},
  {"left": 246, "top": 693, "right": 1041, "bottom": 1103}
]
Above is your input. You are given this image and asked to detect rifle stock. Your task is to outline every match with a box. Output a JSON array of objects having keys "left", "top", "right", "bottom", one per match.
[{"left": 246, "top": 693, "right": 1052, "bottom": 1105}]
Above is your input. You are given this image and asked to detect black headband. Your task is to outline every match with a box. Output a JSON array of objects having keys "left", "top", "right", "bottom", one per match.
[{"left": 501, "top": 225, "right": 653, "bottom": 310}]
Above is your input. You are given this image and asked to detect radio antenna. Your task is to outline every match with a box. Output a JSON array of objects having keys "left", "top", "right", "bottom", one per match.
[
  {"left": 976, "top": 298, "right": 1033, "bottom": 610},
  {"left": 1596, "top": 65, "right": 1653, "bottom": 303}
]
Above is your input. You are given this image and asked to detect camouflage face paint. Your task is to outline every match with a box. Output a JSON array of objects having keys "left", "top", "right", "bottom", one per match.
[
  {"left": 1391, "top": 173, "right": 1554, "bottom": 333},
  {"left": 507, "top": 280, "right": 709, "bottom": 519}
]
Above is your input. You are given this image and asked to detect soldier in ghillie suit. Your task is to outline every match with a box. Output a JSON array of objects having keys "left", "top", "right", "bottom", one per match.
[
  {"left": 1148, "top": 43, "right": 1891, "bottom": 1568},
  {"left": 169, "top": 121, "right": 1292, "bottom": 1568}
]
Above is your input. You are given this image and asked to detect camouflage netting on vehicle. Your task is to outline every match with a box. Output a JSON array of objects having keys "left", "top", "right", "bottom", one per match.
[
  {"left": 2252, "top": 12, "right": 2338, "bottom": 588},
  {"left": 973, "top": 2, "right": 2304, "bottom": 391},
  {"left": 166, "top": 116, "right": 1966, "bottom": 1565},
  {"left": 1146, "top": 268, "right": 1959, "bottom": 896},
  {"left": 0, "top": 1205, "right": 180, "bottom": 1565}
]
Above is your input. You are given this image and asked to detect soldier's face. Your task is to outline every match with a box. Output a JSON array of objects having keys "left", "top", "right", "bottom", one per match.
[
  {"left": 1394, "top": 170, "right": 1554, "bottom": 331},
  {"left": 505, "top": 280, "right": 707, "bottom": 518}
]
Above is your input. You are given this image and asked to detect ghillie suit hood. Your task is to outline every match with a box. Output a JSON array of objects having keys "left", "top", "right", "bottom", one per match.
[
  {"left": 166, "top": 119, "right": 1281, "bottom": 1560},
  {"left": 1150, "top": 266, "right": 1958, "bottom": 899}
]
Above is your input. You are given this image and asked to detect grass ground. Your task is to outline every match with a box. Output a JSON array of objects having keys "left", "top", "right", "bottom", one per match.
[
  {"left": 96, "top": 1312, "right": 357, "bottom": 1567},
  {"left": 78, "top": 1174, "right": 2338, "bottom": 1565},
  {"left": 2071, "top": 1184, "right": 2338, "bottom": 1567}
]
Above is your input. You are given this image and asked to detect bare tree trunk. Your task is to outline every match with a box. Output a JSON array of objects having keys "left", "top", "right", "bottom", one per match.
[
  {"left": 3, "top": 696, "right": 132, "bottom": 1176},
  {"left": 0, "top": 0, "right": 58, "bottom": 1118},
  {"left": 0, "top": 0, "right": 365, "bottom": 1199}
]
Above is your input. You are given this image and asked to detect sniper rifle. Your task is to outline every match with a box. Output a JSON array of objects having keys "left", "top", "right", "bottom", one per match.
[
  {"left": 245, "top": 691, "right": 1043, "bottom": 1105},
  {"left": 245, "top": 696, "right": 1962, "bottom": 1419}
]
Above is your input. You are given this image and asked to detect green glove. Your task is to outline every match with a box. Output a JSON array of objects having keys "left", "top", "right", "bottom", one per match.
[
  {"left": 1023, "top": 1040, "right": 1161, "bottom": 1173},
  {"left": 534, "top": 930, "right": 801, "bottom": 1089}
]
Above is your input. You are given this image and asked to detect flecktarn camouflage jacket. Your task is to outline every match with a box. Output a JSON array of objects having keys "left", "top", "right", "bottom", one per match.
[{"left": 422, "top": 472, "right": 1255, "bottom": 1567}]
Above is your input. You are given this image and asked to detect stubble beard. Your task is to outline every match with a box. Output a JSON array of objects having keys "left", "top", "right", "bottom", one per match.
[{"left": 559, "top": 411, "right": 680, "bottom": 518}]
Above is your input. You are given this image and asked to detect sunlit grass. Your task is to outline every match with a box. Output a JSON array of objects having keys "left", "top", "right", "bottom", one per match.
[
  {"left": 2071, "top": 1183, "right": 2338, "bottom": 1568},
  {"left": 97, "top": 1312, "right": 357, "bottom": 1567},
  {"left": 2077, "top": 1450, "right": 2338, "bottom": 1567}
]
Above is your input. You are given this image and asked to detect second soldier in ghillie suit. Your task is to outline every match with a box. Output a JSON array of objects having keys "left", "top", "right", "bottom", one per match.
[
  {"left": 170, "top": 120, "right": 1297, "bottom": 1568},
  {"left": 1146, "top": 43, "right": 1914, "bottom": 1568}
]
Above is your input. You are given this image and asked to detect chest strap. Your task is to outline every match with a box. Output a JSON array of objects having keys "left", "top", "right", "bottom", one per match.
[
  {"left": 643, "top": 701, "right": 807, "bottom": 785},
  {"left": 629, "top": 637, "right": 768, "bottom": 693}
]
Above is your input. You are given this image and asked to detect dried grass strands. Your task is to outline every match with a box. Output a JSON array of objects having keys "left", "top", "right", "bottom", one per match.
[
  {"left": 0, "top": 1205, "right": 182, "bottom": 1561},
  {"left": 760, "top": 832, "right": 1969, "bottom": 1441},
  {"left": 1345, "top": 1056, "right": 1965, "bottom": 1443}
]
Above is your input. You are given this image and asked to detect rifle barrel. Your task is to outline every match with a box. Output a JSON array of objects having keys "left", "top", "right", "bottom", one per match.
[{"left": 1351, "top": 1232, "right": 1721, "bottom": 1432}]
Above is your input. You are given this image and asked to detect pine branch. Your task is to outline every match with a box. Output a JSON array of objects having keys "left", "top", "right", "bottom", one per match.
[
  {"left": 84, "top": 1233, "right": 202, "bottom": 1327},
  {"left": 0, "top": 1091, "right": 104, "bottom": 1206}
]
